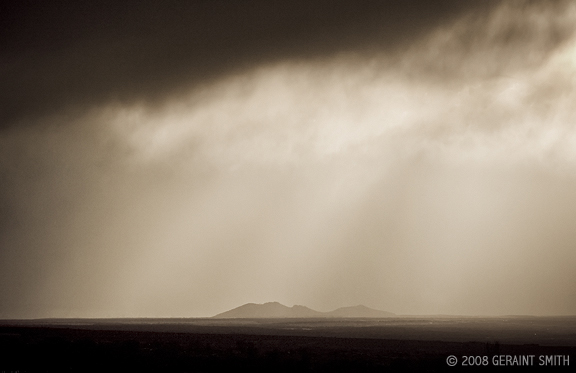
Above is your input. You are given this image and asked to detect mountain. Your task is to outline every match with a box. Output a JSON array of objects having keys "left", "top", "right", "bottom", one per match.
[
  {"left": 213, "top": 302, "right": 321, "bottom": 318},
  {"left": 325, "top": 305, "right": 395, "bottom": 318},
  {"left": 213, "top": 302, "right": 394, "bottom": 318}
]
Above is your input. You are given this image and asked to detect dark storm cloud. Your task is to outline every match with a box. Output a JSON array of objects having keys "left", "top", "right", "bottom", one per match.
[{"left": 1, "top": 0, "right": 488, "bottom": 129}]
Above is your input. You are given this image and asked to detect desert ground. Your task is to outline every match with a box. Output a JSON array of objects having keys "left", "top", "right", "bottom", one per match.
[{"left": 1, "top": 317, "right": 575, "bottom": 372}]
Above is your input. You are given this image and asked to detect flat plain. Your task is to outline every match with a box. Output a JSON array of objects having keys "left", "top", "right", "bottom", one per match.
[{"left": 1, "top": 317, "right": 575, "bottom": 372}]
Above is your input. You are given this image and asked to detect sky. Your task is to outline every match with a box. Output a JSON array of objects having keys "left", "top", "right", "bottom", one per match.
[{"left": 1, "top": 0, "right": 576, "bottom": 318}]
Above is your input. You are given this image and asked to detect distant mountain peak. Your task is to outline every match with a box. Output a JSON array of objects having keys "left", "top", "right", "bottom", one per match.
[
  {"left": 326, "top": 305, "right": 395, "bottom": 318},
  {"left": 213, "top": 302, "right": 394, "bottom": 318}
]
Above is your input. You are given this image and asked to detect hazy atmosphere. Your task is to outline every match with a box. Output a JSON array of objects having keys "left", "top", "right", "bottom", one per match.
[{"left": 2, "top": 0, "right": 576, "bottom": 318}]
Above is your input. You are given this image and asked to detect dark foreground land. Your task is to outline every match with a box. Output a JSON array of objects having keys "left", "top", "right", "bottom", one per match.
[{"left": 1, "top": 317, "right": 575, "bottom": 372}]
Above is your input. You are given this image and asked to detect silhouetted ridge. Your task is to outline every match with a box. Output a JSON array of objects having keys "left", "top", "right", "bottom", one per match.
[
  {"left": 325, "top": 305, "right": 395, "bottom": 318},
  {"left": 213, "top": 303, "right": 394, "bottom": 318}
]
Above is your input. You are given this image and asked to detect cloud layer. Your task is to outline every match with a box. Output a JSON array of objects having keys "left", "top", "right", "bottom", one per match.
[{"left": 112, "top": 0, "right": 576, "bottom": 170}]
